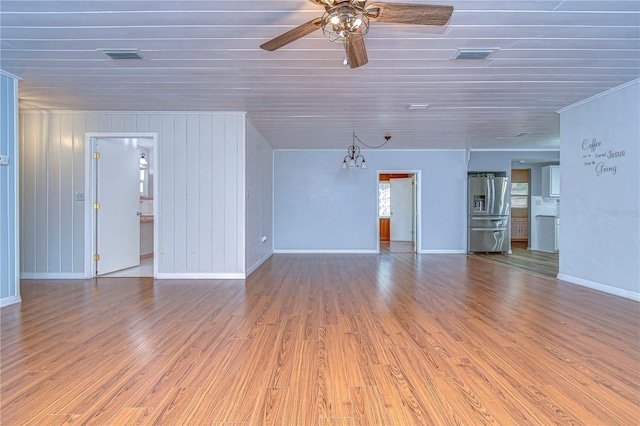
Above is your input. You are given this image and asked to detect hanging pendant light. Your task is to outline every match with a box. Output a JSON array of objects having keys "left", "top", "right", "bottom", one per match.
[{"left": 341, "top": 133, "right": 367, "bottom": 170}]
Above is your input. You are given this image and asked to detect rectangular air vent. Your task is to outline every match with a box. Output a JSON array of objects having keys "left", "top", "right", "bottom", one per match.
[
  {"left": 454, "top": 49, "right": 495, "bottom": 60},
  {"left": 407, "top": 104, "right": 429, "bottom": 110},
  {"left": 101, "top": 49, "right": 144, "bottom": 60}
]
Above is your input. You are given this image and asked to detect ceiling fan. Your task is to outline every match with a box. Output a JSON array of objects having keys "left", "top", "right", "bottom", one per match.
[{"left": 260, "top": 0, "right": 454, "bottom": 69}]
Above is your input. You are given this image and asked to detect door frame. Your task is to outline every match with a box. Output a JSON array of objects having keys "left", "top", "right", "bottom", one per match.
[
  {"left": 84, "top": 132, "right": 159, "bottom": 278},
  {"left": 376, "top": 170, "right": 421, "bottom": 253}
]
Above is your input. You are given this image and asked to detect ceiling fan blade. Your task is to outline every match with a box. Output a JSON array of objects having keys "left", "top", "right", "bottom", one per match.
[
  {"left": 260, "top": 17, "right": 322, "bottom": 51},
  {"left": 344, "top": 34, "right": 368, "bottom": 69},
  {"left": 366, "top": 3, "right": 453, "bottom": 26}
]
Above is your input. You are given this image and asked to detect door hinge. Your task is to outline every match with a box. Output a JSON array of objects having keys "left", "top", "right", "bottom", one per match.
[
  {"left": 94, "top": 203, "right": 100, "bottom": 210},
  {"left": 94, "top": 152, "right": 100, "bottom": 159},
  {"left": 94, "top": 254, "right": 100, "bottom": 261}
]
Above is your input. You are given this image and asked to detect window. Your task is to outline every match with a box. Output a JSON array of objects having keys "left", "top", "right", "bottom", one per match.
[
  {"left": 140, "top": 167, "right": 149, "bottom": 197},
  {"left": 511, "top": 182, "right": 528, "bottom": 208},
  {"left": 379, "top": 182, "right": 390, "bottom": 217}
]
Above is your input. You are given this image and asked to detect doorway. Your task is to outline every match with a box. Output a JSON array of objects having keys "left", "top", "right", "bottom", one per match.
[
  {"left": 378, "top": 172, "right": 419, "bottom": 253},
  {"left": 510, "top": 169, "right": 530, "bottom": 248},
  {"left": 84, "top": 133, "right": 158, "bottom": 278}
]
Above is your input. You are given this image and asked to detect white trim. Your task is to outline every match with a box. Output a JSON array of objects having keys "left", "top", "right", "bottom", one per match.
[
  {"left": 557, "top": 274, "right": 640, "bottom": 302},
  {"left": 156, "top": 273, "right": 246, "bottom": 280},
  {"left": 273, "top": 249, "right": 379, "bottom": 254},
  {"left": 273, "top": 148, "right": 466, "bottom": 153},
  {"left": 22, "top": 110, "right": 248, "bottom": 116},
  {"left": 470, "top": 148, "right": 560, "bottom": 152},
  {"left": 85, "top": 132, "right": 160, "bottom": 279},
  {"left": 246, "top": 252, "right": 273, "bottom": 276},
  {"left": 419, "top": 249, "right": 466, "bottom": 254},
  {"left": 12, "top": 77, "right": 21, "bottom": 303},
  {"left": 0, "top": 70, "right": 22, "bottom": 80},
  {"left": 0, "top": 295, "right": 22, "bottom": 308},
  {"left": 238, "top": 115, "right": 247, "bottom": 275},
  {"left": 21, "top": 273, "right": 86, "bottom": 280},
  {"left": 557, "top": 79, "right": 640, "bottom": 113}
]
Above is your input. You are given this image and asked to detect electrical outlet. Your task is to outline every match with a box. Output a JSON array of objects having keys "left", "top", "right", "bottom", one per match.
[
  {"left": 160, "top": 245, "right": 166, "bottom": 254},
  {"left": 0, "top": 155, "right": 8, "bottom": 165}
]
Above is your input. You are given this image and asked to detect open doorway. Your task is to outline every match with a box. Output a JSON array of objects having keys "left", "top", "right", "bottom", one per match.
[
  {"left": 84, "top": 133, "right": 158, "bottom": 278},
  {"left": 378, "top": 172, "right": 419, "bottom": 253},
  {"left": 511, "top": 169, "right": 530, "bottom": 249}
]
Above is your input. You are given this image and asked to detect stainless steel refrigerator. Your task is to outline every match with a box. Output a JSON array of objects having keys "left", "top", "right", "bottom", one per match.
[{"left": 468, "top": 177, "right": 510, "bottom": 253}]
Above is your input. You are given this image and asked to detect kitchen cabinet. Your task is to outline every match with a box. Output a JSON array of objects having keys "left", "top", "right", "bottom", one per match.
[
  {"left": 511, "top": 217, "right": 528, "bottom": 240},
  {"left": 542, "top": 165, "right": 560, "bottom": 197}
]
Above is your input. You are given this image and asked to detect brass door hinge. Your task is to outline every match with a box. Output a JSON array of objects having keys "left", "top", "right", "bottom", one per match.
[
  {"left": 94, "top": 203, "right": 100, "bottom": 210},
  {"left": 94, "top": 254, "right": 100, "bottom": 261},
  {"left": 94, "top": 152, "right": 100, "bottom": 159}
]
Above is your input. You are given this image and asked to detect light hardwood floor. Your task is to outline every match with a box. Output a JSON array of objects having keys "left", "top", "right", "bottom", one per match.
[
  {"left": 1, "top": 253, "right": 639, "bottom": 425},
  {"left": 469, "top": 242, "right": 559, "bottom": 279}
]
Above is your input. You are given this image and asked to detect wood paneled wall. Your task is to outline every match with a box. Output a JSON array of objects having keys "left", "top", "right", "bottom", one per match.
[
  {"left": 245, "top": 118, "right": 274, "bottom": 274},
  {"left": 0, "top": 73, "right": 20, "bottom": 307},
  {"left": 19, "top": 112, "right": 247, "bottom": 278}
]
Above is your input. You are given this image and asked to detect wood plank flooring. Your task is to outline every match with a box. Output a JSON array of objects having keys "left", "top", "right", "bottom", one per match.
[
  {"left": 2, "top": 253, "right": 639, "bottom": 425},
  {"left": 469, "top": 243, "right": 559, "bottom": 279}
]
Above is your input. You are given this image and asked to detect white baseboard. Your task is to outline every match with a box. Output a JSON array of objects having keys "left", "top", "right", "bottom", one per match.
[
  {"left": 419, "top": 249, "right": 466, "bottom": 254},
  {"left": 0, "top": 295, "right": 22, "bottom": 308},
  {"left": 557, "top": 274, "right": 640, "bottom": 302},
  {"left": 21, "top": 272, "right": 87, "bottom": 280},
  {"left": 246, "top": 252, "right": 273, "bottom": 276},
  {"left": 155, "top": 273, "right": 246, "bottom": 280},
  {"left": 273, "top": 249, "right": 378, "bottom": 254}
]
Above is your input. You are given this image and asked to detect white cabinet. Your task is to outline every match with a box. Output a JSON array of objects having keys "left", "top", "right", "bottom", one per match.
[
  {"left": 511, "top": 217, "right": 529, "bottom": 240},
  {"left": 542, "top": 165, "right": 560, "bottom": 197}
]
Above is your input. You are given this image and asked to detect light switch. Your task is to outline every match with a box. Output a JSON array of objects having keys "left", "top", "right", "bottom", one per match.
[
  {"left": 75, "top": 191, "right": 85, "bottom": 201},
  {"left": 0, "top": 155, "right": 8, "bottom": 165}
]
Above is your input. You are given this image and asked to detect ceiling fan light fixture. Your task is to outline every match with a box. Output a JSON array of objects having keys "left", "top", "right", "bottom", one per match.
[{"left": 321, "top": 5, "right": 369, "bottom": 42}]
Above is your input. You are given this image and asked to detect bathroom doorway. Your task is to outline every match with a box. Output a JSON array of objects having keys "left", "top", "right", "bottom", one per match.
[{"left": 85, "top": 133, "right": 158, "bottom": 278}]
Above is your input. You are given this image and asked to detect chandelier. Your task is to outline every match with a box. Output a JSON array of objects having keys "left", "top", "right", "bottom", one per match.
[
  {"left": 341, "top": 133, "right": 368, "bottom": 170},
  {"left": 321, "top": 3, "right": 370, "bottom": 42}
]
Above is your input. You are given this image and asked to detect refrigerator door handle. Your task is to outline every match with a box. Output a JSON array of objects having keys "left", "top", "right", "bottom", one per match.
[{"left": 471, "top": 228, "right": 507, "bottom": 231}]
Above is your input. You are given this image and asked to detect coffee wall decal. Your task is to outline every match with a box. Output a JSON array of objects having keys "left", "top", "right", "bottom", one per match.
[{"left": 581, "top": 137, "right": 625, "bottom": 177}]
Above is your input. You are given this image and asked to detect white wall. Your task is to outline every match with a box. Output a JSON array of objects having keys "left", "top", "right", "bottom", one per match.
[
  {"left": 1, "top": 72, "right": 21, "bottom": 307},
  {"left": 558, "top": 80, "right": 640, "bottom": 300},
  {"left": 20, "top": 112, "right": 247, "bottom": 278},
  {"left": 245, "top": 117, "right": 273, "bottom": 274},
  {"left": 274, "top": 150, "right": 466, "bottom": 253}
]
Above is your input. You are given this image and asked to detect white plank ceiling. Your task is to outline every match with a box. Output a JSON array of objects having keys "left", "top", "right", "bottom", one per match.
[{"left": 1, "top": 0, "right": 639, "bottom": 149}]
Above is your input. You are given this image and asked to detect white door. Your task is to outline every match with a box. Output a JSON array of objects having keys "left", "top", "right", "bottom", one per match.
[
  {"left": 390, "top": 177, "right": 413, "bottom": 241},
  {"left": 95, "top": 139, "right": 140, "bottom": 275}
]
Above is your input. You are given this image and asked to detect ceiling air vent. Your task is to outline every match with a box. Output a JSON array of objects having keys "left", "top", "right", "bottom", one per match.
[
  {"left": 454, "top": 49, "right": 495, "bottom": 60},
  {"left": 101, "top": 49, "right": 144, "bottom": 60},
  {"left": 407, "top": 104, "right": 429, "bottom": 110}
]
